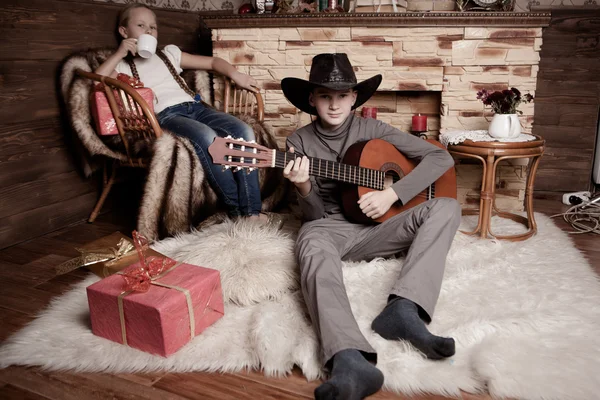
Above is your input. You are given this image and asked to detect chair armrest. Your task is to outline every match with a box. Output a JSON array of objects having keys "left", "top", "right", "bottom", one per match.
[
  {"left": 75, "top": 69, "right": 163, "bottom": 164},
  {"left": 217, "top": 74, "right": 264, "bottom": 122},
  {"left": 75, "top": 69, "right": 163, "bottom": 139}
]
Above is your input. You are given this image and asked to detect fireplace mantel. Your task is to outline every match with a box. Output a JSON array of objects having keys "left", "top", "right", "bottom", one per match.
[{"left": 202, "top": 12, "right": 551, "bottom": 29}]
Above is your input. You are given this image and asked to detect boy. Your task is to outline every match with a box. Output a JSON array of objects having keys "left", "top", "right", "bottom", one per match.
[{"left": 281, "top": 53, "right": 461, "bottom": 399}]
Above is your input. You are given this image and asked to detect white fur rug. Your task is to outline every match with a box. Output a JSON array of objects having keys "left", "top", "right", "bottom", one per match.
[{"left": 2, "top": 214, "right": 600, "bottom": 400}]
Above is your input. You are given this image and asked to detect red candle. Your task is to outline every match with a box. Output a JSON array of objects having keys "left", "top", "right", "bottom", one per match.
[
  {"left": 361, "top": 106, "right": 377, "bottom": 119},
  {"left": 412, "top": 114, "right": 427, "bottom": 132}
]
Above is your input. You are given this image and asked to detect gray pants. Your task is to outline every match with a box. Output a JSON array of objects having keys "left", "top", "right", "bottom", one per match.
[{"left": 295, "top": 198, "right": 461, "bottom": 365}]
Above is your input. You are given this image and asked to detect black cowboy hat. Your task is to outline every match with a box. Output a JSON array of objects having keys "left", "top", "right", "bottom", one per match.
[{"left": 281, "top": 53, "right": 382, "bottom": 115}]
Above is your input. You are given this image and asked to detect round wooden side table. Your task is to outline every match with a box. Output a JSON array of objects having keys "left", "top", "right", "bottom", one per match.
[{"left": 447, "top": 135, "right": 545, "bottom": 241}]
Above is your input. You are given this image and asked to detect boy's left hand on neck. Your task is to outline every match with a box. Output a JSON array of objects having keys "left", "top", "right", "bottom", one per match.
[{"left": 357, "top": 188, "right": 399, "bottom": 220}]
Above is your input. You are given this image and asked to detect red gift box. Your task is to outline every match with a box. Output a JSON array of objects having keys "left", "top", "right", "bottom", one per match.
[
  {"left": 86, "top": 232, "right": 224, "bottom": 357},
  {"left": 90, "top": 74, "right": 154, "bottom": 136}
]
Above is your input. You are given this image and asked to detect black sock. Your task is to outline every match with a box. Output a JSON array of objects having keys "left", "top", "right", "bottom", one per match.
[
  {"left": 371, "top": 297, "right": 455, "bottom": 360},
  {"left": 314, "top": 349, "right": 384, "bottom": 400}
]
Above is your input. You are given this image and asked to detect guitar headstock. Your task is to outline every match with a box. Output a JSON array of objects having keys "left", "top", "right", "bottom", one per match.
[{"left": 208, "top": 136, "right": 274, "bottom": 172}]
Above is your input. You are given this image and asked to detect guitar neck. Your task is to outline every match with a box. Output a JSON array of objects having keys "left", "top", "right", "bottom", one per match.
[{"left": 274, "top": 150, "right": 385, "bottom": 190}]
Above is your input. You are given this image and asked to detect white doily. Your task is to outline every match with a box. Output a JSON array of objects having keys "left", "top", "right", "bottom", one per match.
[{"left": 439, "top": 129, "right": 536, "bottom": 148}]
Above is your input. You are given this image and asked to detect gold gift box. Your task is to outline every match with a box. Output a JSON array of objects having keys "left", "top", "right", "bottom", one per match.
[{"left": 55, "top": 232, "right": 167, "bottom": 278}]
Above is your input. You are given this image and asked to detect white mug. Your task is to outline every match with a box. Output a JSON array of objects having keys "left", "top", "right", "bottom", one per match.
[{"left": 137, "top": 34, "right": 157, "bottom": 58}]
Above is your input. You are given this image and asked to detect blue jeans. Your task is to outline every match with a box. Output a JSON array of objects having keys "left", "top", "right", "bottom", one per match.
[{"left": 157, "top": 102, "right": 262, "bottom": 217}]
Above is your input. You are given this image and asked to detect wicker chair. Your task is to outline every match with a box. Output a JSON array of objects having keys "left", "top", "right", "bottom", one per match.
[
  {"left": 75, "top": 69, "right": 265, "bottom": 222},
  {"left": 222, "top": 78, "right": 264, "bottom": 122}
]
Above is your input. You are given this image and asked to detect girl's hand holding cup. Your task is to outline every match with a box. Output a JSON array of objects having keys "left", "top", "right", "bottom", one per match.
[
  {"left": 116, "top": 34, "right": 157, "bottom": 59},
  {"left": 117, "top": 38, "right": 138, "bottom": 58}
]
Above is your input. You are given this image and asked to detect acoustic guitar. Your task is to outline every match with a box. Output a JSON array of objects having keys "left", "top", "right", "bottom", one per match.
[{"left": 208, "top": 137, "right": 457, "bottom": 224}]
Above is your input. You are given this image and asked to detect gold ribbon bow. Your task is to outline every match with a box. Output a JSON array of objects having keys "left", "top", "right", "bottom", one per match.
[{"left": 55, "top": 238, "right": 136, "bottom": 276}]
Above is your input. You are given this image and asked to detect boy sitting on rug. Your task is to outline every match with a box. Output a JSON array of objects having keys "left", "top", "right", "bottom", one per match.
[{"left": 281, "top": 53, "right": 461, "bottom": 399}]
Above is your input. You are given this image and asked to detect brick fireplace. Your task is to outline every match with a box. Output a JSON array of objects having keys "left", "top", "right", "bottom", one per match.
[{"left": 205, "top": 13, "right": 550, "bottom": 211}]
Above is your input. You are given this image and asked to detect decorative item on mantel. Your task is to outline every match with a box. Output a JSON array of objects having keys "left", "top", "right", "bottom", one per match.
[
  {"left": 254, "top": 0, "right": 275, "bottom": 13},
  {"left": 411, "top": 113, "right": 428, "bottom": 139},
  {"left": 477, "top": 87, "right": 534, "bottom": 139},
  {"left": 361, "top": 106, "right": 378, "bottom": 119},
  {"left": 296, "top": 1, "right": 319, "bottom": 12},
  {"left": 321, "top": 0, "right": 346, "bottom": 11},
  {"left": 273, "top": 0, "right": 294, "bottom": 13},
  {"left": 406, "top": 0, "right": 454, "bottom": 11},
  {"left": 455, "top": 0, "right": 515, "bottom": 11},
  {"left": 238, "top": 3, "right": 255, "bottom": 13},
  {"left": 274, "top": 0, "right": 319, "bottom": 13},
  {"left": 353, "top": 0, "right": 406, "bottom": 12}
]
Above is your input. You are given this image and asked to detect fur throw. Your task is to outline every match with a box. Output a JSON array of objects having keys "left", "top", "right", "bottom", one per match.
[
  {"left": 137, "top": 114, "right": 290, "bottom": 240},
  {"left": 60, "top": 48, "right": 289, "bottom": 240}
]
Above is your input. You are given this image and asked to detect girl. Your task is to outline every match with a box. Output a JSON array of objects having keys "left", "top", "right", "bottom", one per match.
[{"left": 96, "top": 3, "right": 267, "bottom": 222}]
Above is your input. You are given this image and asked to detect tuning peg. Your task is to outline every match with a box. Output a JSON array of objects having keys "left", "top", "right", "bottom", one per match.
[
  {"left": 222, "top": 165, "right": 231, "bottom": 171},
  {"left": 225, "top": 135, "right": 233, "bottom": 139}
]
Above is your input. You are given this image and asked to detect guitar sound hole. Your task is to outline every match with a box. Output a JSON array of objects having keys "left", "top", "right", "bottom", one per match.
[{"left": 384, "top": 170, "right": 402, "bottom": 189}]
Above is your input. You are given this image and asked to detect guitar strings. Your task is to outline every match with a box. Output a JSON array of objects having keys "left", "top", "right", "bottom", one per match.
[
  {"left": 273, "top": 153, "right": 435, "bottom": 201},
  {"left": 273, "top": 153, "right": 386, "bottom": 190},
  {"left": 224, "top": 143, "right": 435, "bottom": 201}
]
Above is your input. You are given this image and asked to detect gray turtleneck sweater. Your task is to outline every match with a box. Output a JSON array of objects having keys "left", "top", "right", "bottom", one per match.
[{"left": 286, "top": 115, "right": 454, "bottom": 222}]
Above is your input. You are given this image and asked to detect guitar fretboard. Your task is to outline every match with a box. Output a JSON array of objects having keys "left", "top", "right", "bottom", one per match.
[
  {"left": 274, "top": 150, "right": 386, "bottom": 190},
  {"left": 210, "top": 137, "right": 439, "bottom": 202}
]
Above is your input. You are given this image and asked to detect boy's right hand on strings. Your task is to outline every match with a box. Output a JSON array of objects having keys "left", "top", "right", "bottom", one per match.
[
  {"left": 283, "top": 147, "right": 309, "bottom": 184},
  {"left": 117, "top": 38, "right": 138, "bottom": 58}
]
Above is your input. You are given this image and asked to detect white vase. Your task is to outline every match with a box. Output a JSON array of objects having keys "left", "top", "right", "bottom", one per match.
[{"left": 488, "top": 114, "right": 521, "bottom": 139}]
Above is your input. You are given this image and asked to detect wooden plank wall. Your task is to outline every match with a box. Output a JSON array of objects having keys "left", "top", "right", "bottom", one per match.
[
  {"left": 533, "top": 9, "right": 600, "bottom": 196},
  {"left": 0, "top": 0, "right": 203, "bottom": 249}
]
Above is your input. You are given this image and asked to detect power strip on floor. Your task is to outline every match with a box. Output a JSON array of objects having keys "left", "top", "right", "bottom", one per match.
[{"left": 562, "top": 191, "right": 591, "bottom": 206}]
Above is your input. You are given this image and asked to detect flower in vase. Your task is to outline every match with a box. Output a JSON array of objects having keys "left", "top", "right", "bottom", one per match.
[{"left": 476, "top": 87, "right": 534, "bottom": 115}]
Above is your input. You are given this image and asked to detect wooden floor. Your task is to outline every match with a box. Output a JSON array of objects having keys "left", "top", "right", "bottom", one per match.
[{"left": 1, "top": 199, "right": 598, "bottom": 400}]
